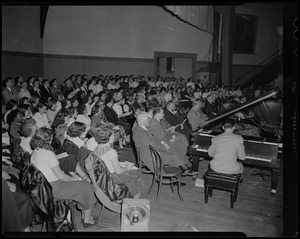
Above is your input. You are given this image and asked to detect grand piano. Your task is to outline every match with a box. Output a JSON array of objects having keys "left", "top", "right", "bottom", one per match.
[{"left": 187, "top": 91, "right": 283, "bottom": 195}]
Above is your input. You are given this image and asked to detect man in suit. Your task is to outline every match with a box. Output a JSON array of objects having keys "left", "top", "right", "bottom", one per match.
[
  {"left": 132, "top": 112, "right": 197, "bottom": 176},
  {"left": 208, "top": 117, "right": 246, "bottom": 174},
  {"left": 61, "top": 78, "right": 75, "bottom": 98},
  {"left": 2, "top": 77, "right": 20, "bottom": 105},
  {"left": 30, "top": 79, "right": 43, "bottom": 99},
  {"left": 49, "top": 78, "right": 62, "bottom": 96},
  {"left": 164, "top": 100, "right": 192, "bottom": 141},
  {"left": 132, "top": 94, "right": 146, "bottom": 112},
  {"left": 187, "top": 100, "right": 208, "bottom": 131},
  {"left": 203, "top": 94, "right": 218, "bottom": 118},
  {"left": 39, "top": 79, "right": 52, "bottom": 103}
]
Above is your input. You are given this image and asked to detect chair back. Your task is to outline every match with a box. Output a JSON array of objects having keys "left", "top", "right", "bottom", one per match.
[
  {"left": 149, "top": 145, "right": 163, "bottom": 177},
  {"left": 20, "top": 154, "right": 76, "bottom": 232},
  {"left": 85, "top": 151, "right": 131, "bottom": 204}
]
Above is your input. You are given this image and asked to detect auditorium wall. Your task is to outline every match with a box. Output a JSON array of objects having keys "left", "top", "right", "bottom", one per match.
[
  {"left": 42, "top": 6, "right": 213, "bottom": 83},
  {"left": 232, "top": 3, "right": 282, "bottom": 84},
  {"left": 2, "top": 6, "right": 44, "bottom": 79}
]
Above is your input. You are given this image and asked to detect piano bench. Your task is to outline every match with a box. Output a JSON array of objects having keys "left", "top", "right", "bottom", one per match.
[{"left": 203, "top": 169, "right": 242, "bottom": 209}]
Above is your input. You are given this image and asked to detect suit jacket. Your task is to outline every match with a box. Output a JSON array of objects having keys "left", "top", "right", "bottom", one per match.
[
  {"left": 163, "top": 109, "right": 180, "bottom": 126},
  {"left": 103, "top": 106, "right": 131, "bottom": 134},
  {"left": 2, "top": 87, "right": 20, "bottom": 104},
  {"left": 132, "top": 124, "right": 179, "bottom": 172},
  {"left": 61, "top": 85, "right": 74, "bottom": 98},
  {"left": 49, "top": 85, "right": 62, "bottom": 96},
  {"left": 203, "top": 101, "right": 218, "bottom": 118},
  {"left": 40, "top": 86, "right": 52, "bottom": 102},
  {"left": 30, "top": 88, "right": 42, "bottom": 99},
  {"left": 208, "top": 131, "right": 246, "bottom": 174},
  {"left": 132, "top": 101, "right": 145, "bottom": 112}
]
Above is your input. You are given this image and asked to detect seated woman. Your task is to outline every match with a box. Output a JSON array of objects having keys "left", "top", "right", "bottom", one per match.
[
  {"left": 7, "top": 109, "right": 23, "bottom": 144},
  {"left": 51, "top": 108, "right": 74, "bottom": 153},
  {"left": 30, "top": 127, "right": 98, "bottom": 227},
  {"left": 63, "top": 121, "right": 90, "bottom": 170},
  {"left": 89, "top": 104, "right": 128, "bottom": 150},
  {"left": 32, "top": 102, "right": 51, "bottom": 128},
  {"left": 4, "top": 99, "right": 18, "bottom": 125},
  {"left": 76, "top": 104, "right": 91, "bottom": 134},
  {"left": 46, "top": 99, "right": 58, "bottom": 127},
  {"left": 103, "top": 96, "right": 132, "bottom": 137},
  {"left": 14, "top": 118, "right": 85, "bottom": 178},
  {"left": 91, "top": 127, "right": 143, "bottom": 199}
]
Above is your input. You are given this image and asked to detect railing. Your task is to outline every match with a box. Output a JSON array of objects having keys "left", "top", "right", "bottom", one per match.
[{"left": 234, "top": 49, "right": 283, "bottom": 85}]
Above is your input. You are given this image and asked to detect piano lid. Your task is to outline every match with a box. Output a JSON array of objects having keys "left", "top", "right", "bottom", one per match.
[{"left": 199, "top": 90, "right": 277, "bottom": 129}]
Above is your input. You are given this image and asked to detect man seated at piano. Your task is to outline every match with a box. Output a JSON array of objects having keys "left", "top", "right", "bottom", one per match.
[
  {"left": 208, "top": 117, "right": 246, "bottom": 174},
  {"left": 187, "top": 99, "right": 208, "bottom": 131}
]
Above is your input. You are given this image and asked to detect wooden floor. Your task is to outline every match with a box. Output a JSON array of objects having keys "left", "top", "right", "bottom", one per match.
[{"left": 71, "top": 146, "right": 283, "bottom": 236}]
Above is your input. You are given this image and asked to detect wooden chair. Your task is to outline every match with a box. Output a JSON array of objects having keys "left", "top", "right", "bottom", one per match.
[
  {"left": 20, "top": 154, "right": 77, "bottom": 232},
  {"left": 85, "top": 152, "right": 132, "bottom": 219},
  {"left": 203, "top": 168, "right": 242, "bottom": 209},
  {"left": 136, "top": 146, "right": 152, "bottom": 174},
  {"left": 148, "top": 145, "right": 183, "bottom": 204}
]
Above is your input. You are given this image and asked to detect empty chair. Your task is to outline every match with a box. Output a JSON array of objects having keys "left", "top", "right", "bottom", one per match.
[
  {"left": 148, "top": 145, "right": 183, "bottom": 204},
  {"left": 203, "top": 168, "right": 242, "bottom": 209}
]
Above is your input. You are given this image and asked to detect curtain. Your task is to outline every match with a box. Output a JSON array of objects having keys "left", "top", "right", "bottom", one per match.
[{"left": 164, "top": 6, "right": 214, "bottom": 34}]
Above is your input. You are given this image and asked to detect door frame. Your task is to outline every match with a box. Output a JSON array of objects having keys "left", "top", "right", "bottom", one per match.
[{"left": 154, "top": 51, "right": 197, "bottom": 81}]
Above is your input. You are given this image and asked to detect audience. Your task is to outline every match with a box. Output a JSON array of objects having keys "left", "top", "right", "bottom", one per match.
[{"left": 1, "top": 72, "right": 282, "bottom": 231}]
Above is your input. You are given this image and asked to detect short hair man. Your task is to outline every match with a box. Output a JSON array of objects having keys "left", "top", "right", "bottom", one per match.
[{"left": 208, "top": 118, "right": 246, "bottom": 174}]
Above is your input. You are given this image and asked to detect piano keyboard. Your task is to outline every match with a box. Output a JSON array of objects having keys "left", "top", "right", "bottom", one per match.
[{"left": 192, "top": 145, "right": 273, "bottom": 162}]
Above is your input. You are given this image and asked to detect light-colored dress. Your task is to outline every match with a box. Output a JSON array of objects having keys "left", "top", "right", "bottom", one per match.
[{"left": 93, "top": 144, "right": 143, "bottom": 196}]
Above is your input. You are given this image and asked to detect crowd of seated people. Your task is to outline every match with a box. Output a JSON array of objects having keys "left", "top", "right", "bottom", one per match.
[{"left": 2, "top": 73, "right": 282, "bottom": 231}]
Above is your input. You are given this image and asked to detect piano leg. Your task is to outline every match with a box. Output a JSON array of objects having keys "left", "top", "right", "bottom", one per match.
[
  {"left": 271, "top": 168, "right": 280, "bottom": 195},
  {"left": 190, "top": 156, "right": 200, "bottom": 172}
]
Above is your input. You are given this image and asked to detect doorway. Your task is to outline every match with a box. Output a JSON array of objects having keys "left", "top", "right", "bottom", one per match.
[{"left": 154, "top": 52, "right": 197, "bottom": 81}]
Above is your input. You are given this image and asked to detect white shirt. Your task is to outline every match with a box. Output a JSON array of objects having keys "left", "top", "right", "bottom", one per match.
[
  {"left": 194, "top": 91, "right": 202, "bottom": 99},
  {"left": 76, "top": 114, "right": 91, "bottom": 129},
  {"left": 95, "top": 84, "right": 103, "bottom": 94},
  {"left": 132, "top": 81, "right": 139, "bottom": 88},
  {"left": 31, "top": 148, "right": 59, "bottom": 182},
  {"left": 112, "top": 103, "right": 123, "bottom": 117},
  {"left": 88, "top": 84, "right": 98, "bottom": 94},
  {"left": 85, "top": 102, "right": 96, "bottom": 116},
  {"left": 164, "top": 92, "right": 173, "bottom": 102},
  {"left": 33, "top": 112, "right": 51, "bottom": 128},
  {"left": 18, "top": 88, "right": 31, "bottom": 99},
  {"left": 148, "top": 81, "right": 155, "bottom": 87},
  {"left": 86, "top": 137, "right": 98, "bottom": 151},
  {"left": 20, "top": 136, "right": 33, "bottom": 154},
  {"left": 46, "top": 109, "right": 57, "bottom": 126},
  {"left": 107, "top": 83, "right": 116, "bottom": 90},
  {"left": 187, "top": 82, "right": 195, "bottom": 89}
]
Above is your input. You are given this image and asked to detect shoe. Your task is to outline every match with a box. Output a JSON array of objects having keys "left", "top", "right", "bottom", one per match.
[
  {"left": 82, "top": 217, "right": 99, "bottom": 228},
  {"left": 182, "top": 169, "right": 198, "bottom": 176}
]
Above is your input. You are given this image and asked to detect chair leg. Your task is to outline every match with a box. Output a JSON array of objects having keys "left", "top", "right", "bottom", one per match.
[
  {"left": 204, "top": 187, "right": 208, "bottom": 203},
  {"left": 234, "top": 186, "right": 239, "bottom": 202},
  {"left": 209, "top": 187, "right": 213, "bottom": 197},
  {"left": 230, "top": 192, "right": 234, "bottom": 209},
  {"left": 147, "top": 174, "right": 156, "bottom": 195},
  {"left": 155, "top": 180, "right": 162, "bottom": 204},
  {"left": 70, "top": 201, "right": 77, "bottom": 232},
  {"left": 177, "top": 176, "right": 183, "bottom": 201},
  {"left": 170, "top": 177, "right": 174, "bottom": 193},
  {"left": 98, "top": 203, "right": 105, "bottom": 220}
]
